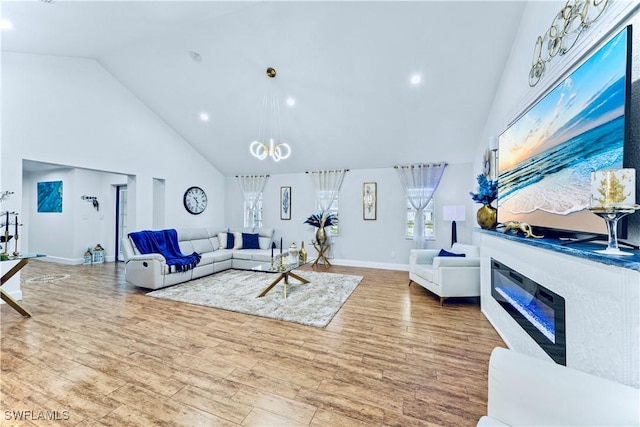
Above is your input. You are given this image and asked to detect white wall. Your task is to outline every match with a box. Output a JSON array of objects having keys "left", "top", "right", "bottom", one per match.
[
  {"left": 476, "top": 2, "right": 640, "bottom": 244},
  {"left": 225, "top": 163, "right": 476, "bottom": 269},
  {"left": 21, "top": 167, "right": 127, "bottom": 263},
  {"left": 1, "top": 53, "right": 227, "bottom": 297},
  {"left": 1, "top": 53, "right": 226, "bottom": 235}
]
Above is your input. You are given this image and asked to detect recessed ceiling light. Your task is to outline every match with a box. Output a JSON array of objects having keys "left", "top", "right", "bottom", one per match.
[
  {"left": 199, "top": 112, "right": 209, "bottom": 122},
  {"left": 410, "top": 74, "right": 422, "bottom": 85},
  {"left": 286, "top": 97, "right": 295, "bottom": 107},
  {"left": 0, "top": 19, "right": 14, "bottom": 30}
]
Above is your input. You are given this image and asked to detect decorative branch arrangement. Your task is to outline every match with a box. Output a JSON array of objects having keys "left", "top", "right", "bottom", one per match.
[
  {"left": 0, "top": 191, "right": 14, "bottom": 203},
  {"left": 529, "top": 0, "right": 608, "bottom": 87}
]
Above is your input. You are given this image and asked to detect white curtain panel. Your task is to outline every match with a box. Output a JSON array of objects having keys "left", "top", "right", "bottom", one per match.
[
  {"left": 395, "top": 163, "right": 447, "bottom": 249},
  {"left": 237, "top": 174, "right": 269, "bottom": 227},
  {"left": 308, "top": 169, "right": 347, "bottom": 223}
]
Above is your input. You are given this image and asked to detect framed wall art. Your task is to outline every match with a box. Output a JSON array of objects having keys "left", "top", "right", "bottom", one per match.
[
  {"left": 280, "top": 186, "right": 291, "bottom": 220},
  {"left": 363, "top": 182, "right": 377, "bottom": 220},
  {"left": 37, "top": 180, "right": 63, "bottom": 213}
]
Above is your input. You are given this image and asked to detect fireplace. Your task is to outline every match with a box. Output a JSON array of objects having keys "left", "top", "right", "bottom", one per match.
[{"left": 491, "top": 259, "right": 566, "bottom": 365}]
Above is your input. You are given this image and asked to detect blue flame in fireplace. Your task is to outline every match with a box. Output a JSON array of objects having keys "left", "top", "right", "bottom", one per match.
[{"left": 494, "top": 276, "right": 556, "bottom": 343}]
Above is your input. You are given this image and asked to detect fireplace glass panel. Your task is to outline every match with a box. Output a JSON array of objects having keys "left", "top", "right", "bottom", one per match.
[{"left": 491, "top": 259, "right": 566, "bottom": 365}]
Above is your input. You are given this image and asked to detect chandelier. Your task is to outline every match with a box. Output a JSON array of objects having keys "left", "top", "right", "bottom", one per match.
[{"left": 250, "top": 67, "right": 291, "bottom": 162}]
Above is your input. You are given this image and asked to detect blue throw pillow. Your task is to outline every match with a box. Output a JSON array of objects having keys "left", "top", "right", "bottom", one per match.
[
  {"left": 438, "top": 249, "right": 466, "bottom": 257},
  {"left": 242, "top": 233, "right": 260, "bottom": 250},
  {"left": 226, "top": 232, "right": 235, "bottom": 249}
]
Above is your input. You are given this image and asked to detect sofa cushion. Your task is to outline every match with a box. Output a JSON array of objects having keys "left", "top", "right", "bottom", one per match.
[
  {"left": 192, "top": 238, "right": 214, "bottom": 254},
  {"left": 254, "top": 228, "right": 274, "bottom": 249},
  {"left": 451, "top": 243, "right": 480, "bottom": 257},
  {"left": 249, "top": 250, "right": 274, "bottom": 263},
  {"left": 198, "top": 251, "right": 216, "bottom": 266},
  {"left": 242, "top": 233, "right": 260, "bottom": 249},
  {"left": 258, "top": 237, "right": 272, "bottom": 250},
  {"left": 232, "top": 250, "right": 253, "bottom": 260},
  {"left": 234, "top": 232, "right": 244, "bottom": 249},
  {"left": 233, "top": 249, "right": 272, "bottom": 262},
  {"left": 212, "top": 249, "right": 233, "bottom": 262},
  {"left": 439, "top": 249, "right": 466, "bottom": 257},
  {"left": 218, "top": 232, "right": 238, "bottom": 249},
  {"left": 178, "top": 240, "right": 195, "bottom": 255},
  {"left": 413, "top": 264, "right": 436, "bottom": 282}
]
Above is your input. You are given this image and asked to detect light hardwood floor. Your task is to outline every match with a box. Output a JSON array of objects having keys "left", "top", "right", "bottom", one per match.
[{"left": 1, "top": 260, "right": 504, "bottom": 426}]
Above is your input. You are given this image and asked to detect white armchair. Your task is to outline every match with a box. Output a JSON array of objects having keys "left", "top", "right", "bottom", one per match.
[
  {"left": 478, "top": 347, "right": 640, "bottom": 426},
  {"left": 409, "top": 242, "right": 480, "bottom": 305}
]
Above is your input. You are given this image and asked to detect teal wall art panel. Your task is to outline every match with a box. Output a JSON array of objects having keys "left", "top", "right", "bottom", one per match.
[{"left": 37, "top": 180, "right": 63, "bottom": 213}]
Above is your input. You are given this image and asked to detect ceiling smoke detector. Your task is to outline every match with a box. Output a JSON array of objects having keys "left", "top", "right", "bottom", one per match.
[{"left": 189, "top": 51, "right": 202, "bottom": 63}]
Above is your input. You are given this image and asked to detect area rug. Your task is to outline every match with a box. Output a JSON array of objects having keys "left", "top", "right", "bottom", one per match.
[{"left": 146, "top": 269, "right": 363, "bottom": 328}]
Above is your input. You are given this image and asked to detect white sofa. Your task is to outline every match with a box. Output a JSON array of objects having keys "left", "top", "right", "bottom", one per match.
[
  {"left": 121, "top": 227, "right": 278, "bottom": 290},
  {"left": 408, "top": 242, "right": 480, "bottom": 305},
  {"left": 478, "top": 347, "right": 640, "bottom": 426}
]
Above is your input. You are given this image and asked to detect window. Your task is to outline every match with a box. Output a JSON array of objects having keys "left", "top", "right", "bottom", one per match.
[
  {"left": 327, "top": 198, "right": 339, "bottom": 236},
  {"left": 406, "top": 198, "right": 434, "bottom": 239},
  {"left": 317, "top": 191, "right": 339, "bottom": 236},
  {"left": 243, "top": 196, "right": 263, "bottom": 228}
]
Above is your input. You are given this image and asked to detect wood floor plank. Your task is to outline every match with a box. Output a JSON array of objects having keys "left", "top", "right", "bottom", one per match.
[{"left": 1, "top": 260, "right": 505, "bottom": 426}]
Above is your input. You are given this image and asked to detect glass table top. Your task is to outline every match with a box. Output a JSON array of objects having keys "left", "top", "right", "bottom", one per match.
[{"left": 252, "top": 258, "right": 306, "bottom": 274}]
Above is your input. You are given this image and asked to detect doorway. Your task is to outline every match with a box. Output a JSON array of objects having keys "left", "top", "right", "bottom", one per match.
[{"left": 115, "top": 185, "right": 127, "bottom": 262}]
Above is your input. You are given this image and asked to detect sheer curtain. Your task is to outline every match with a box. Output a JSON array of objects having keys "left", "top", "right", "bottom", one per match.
[
  {"left": 395, "top": 163, "right": 447, "bottom": 249},
  {"left": 237, "top": 174, "right": 269, "bottom": 228},
  {"left": 307, "top": 169, "right": 348, "bottom": 224}
]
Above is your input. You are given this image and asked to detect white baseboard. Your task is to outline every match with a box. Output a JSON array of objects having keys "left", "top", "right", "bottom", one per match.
[
  {"left": 330, "top": 258, "right": 409, "bottom": 272},
  {"left": 37, "top": 256, "right": 81, "bottom": 265},
  {"left": 39, "top": 256, "right": 116, "bottom": 265}
]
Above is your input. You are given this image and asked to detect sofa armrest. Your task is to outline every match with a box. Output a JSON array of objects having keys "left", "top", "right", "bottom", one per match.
[
  {"left": 124, "top": 255, "right": 167, "bottom": 289},
  {"left": 126, "top": 254, "right": 166, "bottom": 263},
  {"left": 409, "top": 249, "right": 439, "bottom": 266},
  {"left": 433, "top": 256, "right": 480, "bottom": 268},
  {"left": 485, "top": 347, "right": 640, "bottom": 426}
]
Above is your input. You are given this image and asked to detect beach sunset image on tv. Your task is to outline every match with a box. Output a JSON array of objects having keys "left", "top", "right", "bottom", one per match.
[{"left": 497, "top": 27, "right": 629, "bottom": 235}]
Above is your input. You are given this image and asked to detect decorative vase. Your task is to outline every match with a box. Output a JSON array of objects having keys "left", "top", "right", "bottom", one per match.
[
  {"left": 477, "top": 205, "right": 497, "bottom": 229},
  {"left": 315, "top": 227, "right": 326, "bottom": 244},
  {"left": 288, "top": 242, "right": 299, "bottom": 262},
  {"left": 299, "top": 241, "right": 307, "bottom": 263}
]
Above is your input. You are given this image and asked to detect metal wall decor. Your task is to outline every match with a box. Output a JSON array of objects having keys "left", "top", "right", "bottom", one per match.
[
  {"left": 81, "top": 195, "right": 99, "bottom": 211},
  {"left": 529, "top": 0, "right": 608, "bottom": 87}
]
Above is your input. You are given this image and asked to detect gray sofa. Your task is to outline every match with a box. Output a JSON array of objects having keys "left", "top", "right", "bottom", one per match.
[{"left": 121, "top": 227, "right": 278, "bottom": 290}]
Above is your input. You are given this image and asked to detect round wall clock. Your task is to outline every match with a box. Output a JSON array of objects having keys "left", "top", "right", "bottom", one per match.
[{"left": 183, "top": 186, "right": 207, "bottom": 215}]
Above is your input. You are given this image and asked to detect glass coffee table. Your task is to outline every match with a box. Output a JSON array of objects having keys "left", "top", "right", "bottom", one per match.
[{"left": 252, "top": 258, "right": 309, "bottom": 299}]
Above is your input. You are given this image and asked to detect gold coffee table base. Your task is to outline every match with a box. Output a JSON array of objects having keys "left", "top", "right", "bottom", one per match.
[{"left": 257, "top": 270, "right": 310, "bottom": 299}]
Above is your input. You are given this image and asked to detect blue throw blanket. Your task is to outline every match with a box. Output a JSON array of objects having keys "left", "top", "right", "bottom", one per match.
[{"left": 128, "top": 229, "right": 201, "bottom": 273}]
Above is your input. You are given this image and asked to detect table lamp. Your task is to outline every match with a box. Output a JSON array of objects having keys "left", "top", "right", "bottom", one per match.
[{"left": 443, "top": 205, "right": 466, "bottom": 247}]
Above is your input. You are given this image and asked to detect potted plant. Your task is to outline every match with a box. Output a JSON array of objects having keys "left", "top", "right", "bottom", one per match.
[
  {"left": 304, "top": 211, "right": 338, "bottom": 244},
  {"left": 470, "top": 174, "right": 498, "bottom": 229}
]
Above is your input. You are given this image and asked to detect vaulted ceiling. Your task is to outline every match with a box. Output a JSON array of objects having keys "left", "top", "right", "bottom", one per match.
[{"left": 2, "top": 1, "right": 526, "bottom": 176}]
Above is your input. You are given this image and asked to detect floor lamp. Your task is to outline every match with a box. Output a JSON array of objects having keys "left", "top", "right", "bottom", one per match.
[{"left": 443, "top": 205, "right": 466, "bottom": 247}]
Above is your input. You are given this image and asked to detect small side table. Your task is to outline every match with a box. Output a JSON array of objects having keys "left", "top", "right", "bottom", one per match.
[
  {"left": 311, "top": 240, "right": 331, "bottom": 268},
  {"left": 1, "top": 258, "right": 31, "bottom": 317},
  {"left": 1, "top": 253, "right": 45, "bottom": 317}
]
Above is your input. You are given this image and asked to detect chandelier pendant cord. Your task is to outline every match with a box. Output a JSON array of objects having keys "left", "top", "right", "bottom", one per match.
[{"left": 250, "top": 67, "right": 291, "bottom": 162}]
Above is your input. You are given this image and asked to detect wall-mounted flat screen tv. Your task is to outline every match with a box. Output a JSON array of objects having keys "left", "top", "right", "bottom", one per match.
[{"left": 497, "top": 26, "right": 631, "bottom": 238}]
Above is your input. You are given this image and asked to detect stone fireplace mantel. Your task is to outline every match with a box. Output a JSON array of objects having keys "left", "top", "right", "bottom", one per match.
[{"left": 477, "top": 229, "right": 640, "bottom": 388}]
